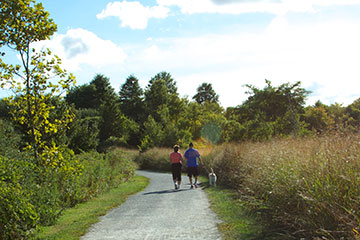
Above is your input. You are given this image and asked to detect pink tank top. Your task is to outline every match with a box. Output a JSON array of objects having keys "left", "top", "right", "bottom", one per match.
[{"left": 170, "top": 152, "right": 183, "bottom": 164}]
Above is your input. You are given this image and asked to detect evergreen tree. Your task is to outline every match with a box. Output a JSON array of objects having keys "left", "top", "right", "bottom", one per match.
[
  {"left": 149, "top": 71, "right": 177, "bottom": 94},
  {"left": 119, "top": 75, "right": 144, "bottom": 122},
  {"left": 193, "top": 82, "right": 219, "bottom": 104},
  {"left": 66, "top": 84, "right": 96, "bottom": 109}
]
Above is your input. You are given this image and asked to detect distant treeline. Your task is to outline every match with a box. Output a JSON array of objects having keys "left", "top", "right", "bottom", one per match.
[
  {"left": 3, "top": 72, "right": 359, "bottom": 153},
  {"left": 7, "top": 72, "right": 359, "bottom": 153}
]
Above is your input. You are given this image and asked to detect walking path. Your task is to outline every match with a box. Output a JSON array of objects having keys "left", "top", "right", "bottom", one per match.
[{"left": 81, "top": 170, "right": 222, "bottom": 240}]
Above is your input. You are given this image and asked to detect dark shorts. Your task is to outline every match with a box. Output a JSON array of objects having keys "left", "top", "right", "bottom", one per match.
[
  {"left": 171, "top": 163, "right": 182, "bottom": 181},
  {"left": 187, "top": 166, "right": 199, "bottom": 177}
]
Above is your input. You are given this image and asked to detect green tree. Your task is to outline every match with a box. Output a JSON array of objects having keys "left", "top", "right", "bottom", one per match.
[
  {"left": 221, "top": 120, "right": 245, "bottom": 142},
  {"left": 303, "top": 104, "right": 334, "bottom": 133},
  {"left": 67, "top": 108, "right": 100, "bottom": 153},
  {"left": 345, "top": 98, "right": 360, "bottom": 128},
  {"left": 234, "top": 80, "right": 310, "bottom": 139},
  {"left": 149, "top": 71, "right": 177, "bottom": 94},
  {"left": 119, "top": 75, "right": 144, "bottom": 122},
  {"left": 193, "top": 82, "right": 219, "bottom": 104},
  {"left": 144, "top": 72, "right": 183, "bottom": 122},
  {"left": 0, "top": 0, "right": 57, "bottom": 53},
  {"left": 0, "top": 1, "right": 82, "bottom": 237},
  {"left": 90, "top": 74, "right": 117, "bottom": 108},
  {"left": 0, "top": 0, "right": 75, "bottom": 166},
  {"left": 66, "top": 84, "right": 96, "bottom": 109},
  {"left": 139, "top": 115, "right": 164, "bottom": 151}
]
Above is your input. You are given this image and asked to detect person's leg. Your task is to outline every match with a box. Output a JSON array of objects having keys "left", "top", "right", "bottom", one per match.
[
  {"left": 187, "top": 167, "right": 193, "bottom": 187},
  {"left": 176, "top": 164, "right": 181, "bottom": 189},
  {"left": 172, "top": 164, "right": 178, "bottom": 189},
  {"left": 194, "top": 167, "right": 199, "bottom": 188},
  {"left": 177, "top": 166, "right": 182, "bottom": 187}
]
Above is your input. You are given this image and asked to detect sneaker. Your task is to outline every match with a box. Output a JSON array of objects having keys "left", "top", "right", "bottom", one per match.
[{"left": 174, "top": 183, "right": 178, "bottom": 190}]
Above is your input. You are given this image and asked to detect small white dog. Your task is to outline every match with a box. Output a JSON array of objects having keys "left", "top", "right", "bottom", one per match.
[{"left": 208, "top": 168, "right": 217, "bottom": 186}]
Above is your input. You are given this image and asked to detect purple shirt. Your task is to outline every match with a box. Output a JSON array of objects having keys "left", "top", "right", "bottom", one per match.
[{"left": 184, "top": 148, "right": 200, "bottom": 167}]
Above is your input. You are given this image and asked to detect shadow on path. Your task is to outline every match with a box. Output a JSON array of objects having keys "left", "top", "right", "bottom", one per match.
[{"left": 143, "top": 188, "right": 191, "bottom": 195}]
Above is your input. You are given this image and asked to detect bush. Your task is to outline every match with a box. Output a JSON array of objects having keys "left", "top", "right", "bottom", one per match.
[
  {"left": 0, "top": 146, "right": 137, "bottom": 239},
  {"left": 74, "top": 149, "right": 137, "bottom": 202},
  {"left": 0, "top": 155, "right": 38, "bottom": 239},
  {"left": 0, "top": 119, "right": 23, "bottom": 159}
]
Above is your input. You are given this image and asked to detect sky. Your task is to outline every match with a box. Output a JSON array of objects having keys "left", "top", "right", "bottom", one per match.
[{"left": 3, "top": 0, "right": 360, "bottom": 108}]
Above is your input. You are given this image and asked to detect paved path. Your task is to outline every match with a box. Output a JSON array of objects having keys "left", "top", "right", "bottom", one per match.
[{"left": 81, "top": 170, "right": 222, "bottom": 240}]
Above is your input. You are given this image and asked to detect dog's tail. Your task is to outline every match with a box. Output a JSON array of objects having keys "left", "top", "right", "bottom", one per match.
[{"left": 210, "top": 168, "right": 214, "bottom": 174}]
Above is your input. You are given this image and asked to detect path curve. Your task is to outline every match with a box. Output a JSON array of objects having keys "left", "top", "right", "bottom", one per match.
[{"left": 81, "top": 170, "right": 222, "bottom": 240}]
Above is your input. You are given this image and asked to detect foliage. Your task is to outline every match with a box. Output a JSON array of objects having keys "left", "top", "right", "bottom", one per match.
[
  {"left": 35, "top": 176, "right": 149, "bottom": 240},
  {"left": 66, "top": 74, "right": 137, "bottom": 151},
  {"left": 67, "top": 108, "right": 100, "bottom": 153},
  {"left": 303, "top": 104, "right": 334, "bottom": 132},
  {"left": 227, "top": 80, "right": 311, "bottom": 140},
  {"left": 193, "top": 82, "right": 219, "bottom": 104},
  {"left": 119, "top": 75, "right": 144, "bottom": 123},
  {"left": 0, "top": 147, "right": 136, "bottom": 239},
  {"left": 65, "top": 84, "right": 97, "bottom": 109},
  {"left": 0, "top": 0, "right": 57, "bottom": 52},
  {"left": 0, "top": 1, "right": 84, "bottom": 238},
  {"left": 0, "top": 155, "right": 38, "bottom": 240},
  {"left": 0, "top": 119, "right": 23, "bottom": 158},
  {"left": 1, "top": 0, "right": 75, "bottom": 166}
]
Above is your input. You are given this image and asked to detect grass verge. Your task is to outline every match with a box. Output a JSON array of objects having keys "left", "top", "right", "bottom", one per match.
[
  {"left": 199, "top": 176, "right": 261, "bottom": 240},
  {"left": 35, "top": 175, "right": 149, "bottom": 240},
  {"left": 200, "top": 176, "right": 287, "bottom": 240}
]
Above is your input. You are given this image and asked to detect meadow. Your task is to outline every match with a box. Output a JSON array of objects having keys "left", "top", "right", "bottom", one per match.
[{"left": 136, "top": 134, "right": 360, "bottom": 239}]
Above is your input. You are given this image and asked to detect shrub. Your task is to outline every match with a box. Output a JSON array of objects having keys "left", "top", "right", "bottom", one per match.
[
  {"left": 74, "top": 149, "right": 137, "bottom": 202},
  {"left": 0, "top": 146, "right": 137, "bottom": 239},
  {"left": 0, "top": 155, "right": 38, "bottom": 239}
]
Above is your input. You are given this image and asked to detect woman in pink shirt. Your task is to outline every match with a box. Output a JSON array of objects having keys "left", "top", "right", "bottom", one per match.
[{"left": 170, "top": 145, "right": 183, "bottom": 190}]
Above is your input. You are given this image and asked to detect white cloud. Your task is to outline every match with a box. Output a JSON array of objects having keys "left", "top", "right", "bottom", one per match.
[
  {"left": 125, "top": 17, "right": 360, "bottom": 107},
  {"left": 97, "top": 1, "right": 169, "bottom": 30},
  {"left": 32, "top": 28, "right": 127, "bottom": 72},
  {"left": 157, "top": 0, "right": 360, "bottom": 15}
]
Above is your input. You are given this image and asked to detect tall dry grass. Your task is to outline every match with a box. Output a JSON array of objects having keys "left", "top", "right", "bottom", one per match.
[
  {"left": 203, "top": 133, "right": 360, "bottom": 239},
  {"left": 135, "top": 138, "right": 214, "bottom": 172},
  {"left": 135, "top": 147, "right": 171, "bottom": 172}
]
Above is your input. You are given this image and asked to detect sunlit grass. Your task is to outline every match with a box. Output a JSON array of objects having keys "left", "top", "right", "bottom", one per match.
[
  {"left": 199, "top": 176, "right": 266, "bottom": 240},
  {"left": 202, "top": 133, "right": 360, "bottom": 239}
]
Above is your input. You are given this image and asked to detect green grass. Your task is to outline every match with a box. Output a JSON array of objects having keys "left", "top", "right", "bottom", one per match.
[
  {"left": 35, "top": 175, "right": 149, "bottom": 240},
  {"left": 199, "top": 176, "right": 263, "bottom": 240}
]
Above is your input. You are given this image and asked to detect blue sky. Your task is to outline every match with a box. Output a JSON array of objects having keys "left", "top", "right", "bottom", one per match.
[{"left": 4, "top": 0, "right": 360, "bottom": 107}]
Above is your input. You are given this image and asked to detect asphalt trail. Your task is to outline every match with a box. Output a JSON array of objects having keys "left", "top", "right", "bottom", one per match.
[{"left": 81, "top": 170, "right": 222, "bottom": 240}]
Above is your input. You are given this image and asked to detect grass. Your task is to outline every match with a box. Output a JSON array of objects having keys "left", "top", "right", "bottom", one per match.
[
  {"left": 202, "top": 133, "right": 360, "bottom": 239},
  {"left": 200, "top": 176, "right": 288, "bottom": 240},
  {"left": 35, "top": 175, "right": 149, "bottom": 240},
  {"left": 199, "top": 176, "right": 258, "bottom": 239}
]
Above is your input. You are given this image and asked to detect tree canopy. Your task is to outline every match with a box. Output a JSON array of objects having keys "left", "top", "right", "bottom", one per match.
[{"left": 193, "top": 82, "right": 219, "bottom": 104}]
